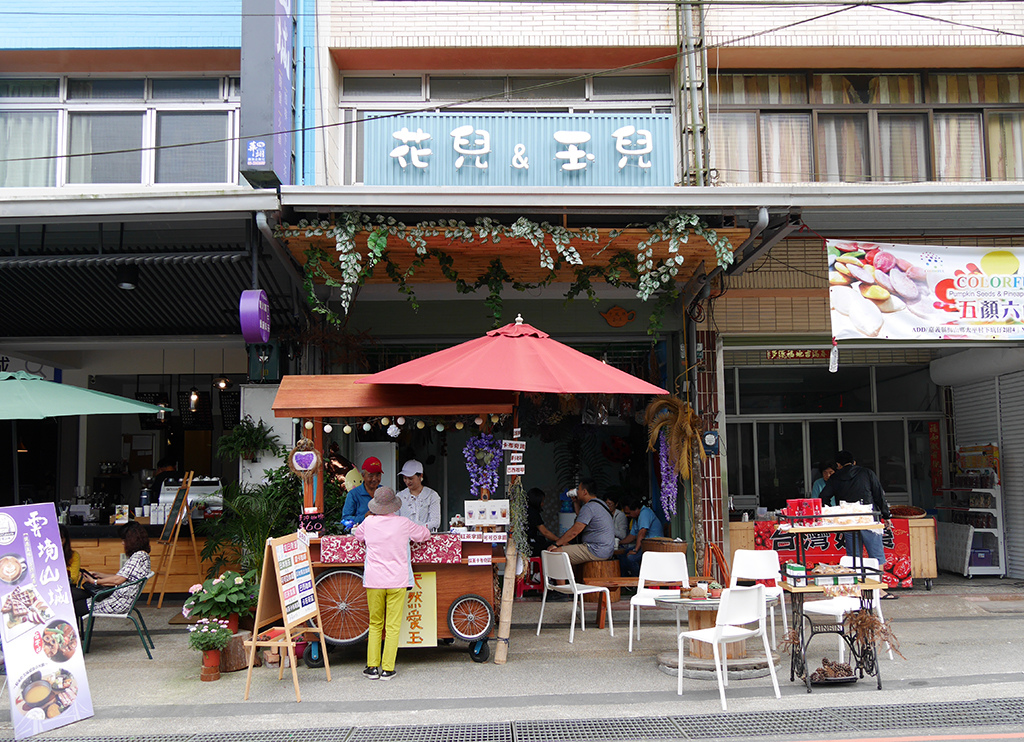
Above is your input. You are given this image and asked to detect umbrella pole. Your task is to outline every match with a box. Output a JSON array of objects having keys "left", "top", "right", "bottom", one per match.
[
  {"left": 493, "top": 395, "right": 520, "bottom": 665},
  {"left": 11, "top": 421, "right": 20, "bottom": 506}
]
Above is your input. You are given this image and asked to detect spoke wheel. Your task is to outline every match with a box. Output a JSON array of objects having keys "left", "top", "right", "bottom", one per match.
[
  {"left": 447, "top": 594, "right": 494, "bottom": 642},
  {"left": 314, "top": 569, "right": 369, "bottom": 646}
]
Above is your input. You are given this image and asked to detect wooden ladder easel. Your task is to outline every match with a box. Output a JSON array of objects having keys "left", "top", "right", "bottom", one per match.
[{"left": 147, "top": 471, "right": 202, "bottom": 607}]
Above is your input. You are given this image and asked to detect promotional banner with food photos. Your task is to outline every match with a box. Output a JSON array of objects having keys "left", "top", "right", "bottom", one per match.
[
  {"left": 829, "top": 240, "right": 1024, "bottom": 340},
  {"left": 0, "top": 505, "right": 93, "bottom": 739}
]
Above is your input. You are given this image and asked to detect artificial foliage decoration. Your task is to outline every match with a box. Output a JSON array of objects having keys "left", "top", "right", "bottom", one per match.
[
  {"left": 286, "top": 437, "right": 322, "bottom": 481},
  {"left": 187, "top": 617, "right": 234, "bottom": 652},
  {"left": 463, "top": 433, "right": 502, "bottom": 497},
  {"left": 658, "top": 432, "right": 679, "bottom": 517},
  {"left": 644, "top": 397, "right": 706, "bottom": 481},
  {"left": 508, "top": 477, "right": 530, "bottom": 575},
  {"left": 276, "top": 212, "right": 734, "bottom": 335}
]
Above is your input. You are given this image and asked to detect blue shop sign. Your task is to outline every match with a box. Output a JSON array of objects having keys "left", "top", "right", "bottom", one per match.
[{"left": 363, "top": 111, "right": 674, "bottom": 187}]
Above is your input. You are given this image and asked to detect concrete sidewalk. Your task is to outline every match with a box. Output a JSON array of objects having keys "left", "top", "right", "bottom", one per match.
[{"left": 4, "top": 573, "right": 1023, "bottom": 740}]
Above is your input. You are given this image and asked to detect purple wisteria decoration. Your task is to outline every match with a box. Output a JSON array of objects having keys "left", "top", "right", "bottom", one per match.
[
  {"left": 463, "top": 432, "right": 502, "bottom": 497},
  {"left": 659, "top": 431, "right": 678, "bottom": 516}
]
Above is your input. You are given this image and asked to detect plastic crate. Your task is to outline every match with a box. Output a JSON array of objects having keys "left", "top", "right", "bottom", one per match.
[{"left": 970, "top": 548, "right": 993, "bottom": 567}]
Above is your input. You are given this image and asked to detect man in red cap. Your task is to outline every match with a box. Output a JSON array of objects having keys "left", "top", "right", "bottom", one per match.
[{"left": 341, "top": 456, "right": 384, "bottom": 524}]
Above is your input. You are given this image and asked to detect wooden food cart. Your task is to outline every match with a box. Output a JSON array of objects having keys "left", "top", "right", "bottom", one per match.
[{"left": 272, "top": 375, "right": 516, "bottom": 664}]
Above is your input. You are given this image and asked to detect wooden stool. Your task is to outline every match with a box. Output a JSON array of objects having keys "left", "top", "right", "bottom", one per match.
[{"left": 580, "top": 560, "right": 621, "bottom": 603}]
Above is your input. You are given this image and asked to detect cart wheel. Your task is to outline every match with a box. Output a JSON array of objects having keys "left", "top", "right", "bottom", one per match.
[
  {"left": 447, "top": 594, "right": 494, "bottom": 642},
  {"left": 470, "top": 639, "right": 490, "bottom": 663},
  {"left": 314, "top": 569, "right": 370, "bottom": 646},
  {"left": 303, "top": 641, "right": 325, "bottom": 668},
  {"left": 925, "top": 579, "right": 933, "bottom": 591},
  {"left": 439, "top": 638, "right": 455, "bottom": 646}
]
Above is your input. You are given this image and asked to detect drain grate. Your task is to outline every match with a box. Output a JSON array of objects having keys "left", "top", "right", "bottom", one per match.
[
  {"left": 515, "top": 717, "right": 682, "bottom": 741},
  {"left": 671, "top": 709, "right": 847, "bottom": 739},
  {"left": 348, "top": 723, "right": 511, "bottom": 742},
  {"left": 193, "top": 731, "right": 353, "bottom": 742},
  {"left": 50, "top": 737, "right": 193, "bottom": 742},
  {"left": 835, "top": 701, "right": 1020, "bottom": 730},
  {"left": 983, "top": 697, "right": 1024, "bottom": 718}
]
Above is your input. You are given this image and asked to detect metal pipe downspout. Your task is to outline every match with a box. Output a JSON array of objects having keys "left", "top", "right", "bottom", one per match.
[{"left": 734, "top": 206, "right": 769, "bottom": 257}]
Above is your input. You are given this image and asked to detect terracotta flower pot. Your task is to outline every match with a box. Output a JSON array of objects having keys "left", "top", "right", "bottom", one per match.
[
  {"left": 202, "top": 649, "right": 222, "bottom": 668},
  {"left": 226, "top": 613, "right": 239, "bottom": 634},
  {"left": 710, "top": 588, "right": 723, "bottom": 598}
]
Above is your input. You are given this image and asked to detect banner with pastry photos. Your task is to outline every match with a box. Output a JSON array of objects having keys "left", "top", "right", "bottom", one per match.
[
  {"left": 829, "top": 240, "right": 1024, "bottom": 340},
  {"left": 0, "top": 504, "right": 93, "bottom": 739}
]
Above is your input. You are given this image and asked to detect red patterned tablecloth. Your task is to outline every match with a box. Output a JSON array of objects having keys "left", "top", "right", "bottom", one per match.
[{"left": 320, "top": 533, "right": 463, "bottom": 564}]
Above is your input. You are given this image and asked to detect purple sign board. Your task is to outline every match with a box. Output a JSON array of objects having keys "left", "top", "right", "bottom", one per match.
[
  {"left": 0, "top": 504, "right": 94, "bottom": 739},
  {"left": 239, "top": 289, "right": 271, "bottom": 343}
]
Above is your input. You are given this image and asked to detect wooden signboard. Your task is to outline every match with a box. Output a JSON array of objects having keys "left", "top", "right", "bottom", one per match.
[
  {"left": 243, "top": 532, "right": 331, "bottom": 702},
  {"left": 147, "top": 471, "right": 202, "bottom": 608}
]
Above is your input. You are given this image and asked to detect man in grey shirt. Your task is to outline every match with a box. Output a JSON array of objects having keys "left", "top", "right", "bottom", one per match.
[{"left": 547, "top": 478, "right": 615, "bottom": 565}]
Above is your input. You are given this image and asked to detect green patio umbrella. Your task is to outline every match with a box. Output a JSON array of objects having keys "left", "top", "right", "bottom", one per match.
[{"left": 0, "top": 371, "right": 169, "bottom": 420}]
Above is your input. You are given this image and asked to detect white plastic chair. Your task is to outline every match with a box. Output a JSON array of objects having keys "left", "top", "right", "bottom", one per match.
[
  {"left": 629, "top": 551, "right": 689, "bottom": 652},
  {"left": 802, "top": 557, "right": 894, "bottom": 661},
  {"left": 536, "top": 551, "right": 614, "bottom": 643},
  {"left": 729, "top": 549, "right": 788, "bottom": 649},
  {"left": 677, "top": 584, "right": 781, "bottom": 710}
]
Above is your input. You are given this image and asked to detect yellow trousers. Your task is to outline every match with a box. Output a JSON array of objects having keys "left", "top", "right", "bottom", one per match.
[{"left": 366, "top": 587, "right": 406, "bottom": 672}]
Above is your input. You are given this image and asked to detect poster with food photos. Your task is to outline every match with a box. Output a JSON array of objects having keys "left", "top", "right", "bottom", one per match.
[
  {"left": 0, "top": 504, "right": 94, "bottom": 739},
  {"left": 464, "top": 499, "right": 510, "bottom": 527},
  {"left": 274, "top": 533, "right": 318, "bottom": 626},
  {"left": 829, "top": 240, "right": 1024, "bottom": 340}
]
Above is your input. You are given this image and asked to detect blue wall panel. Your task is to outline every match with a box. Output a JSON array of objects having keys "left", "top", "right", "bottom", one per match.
[
  {"left": 2, "top": 1, "right": 241, "bottom": 50},
  {"left": 363, "top": 111, "right": 674, "bottom": 187}
]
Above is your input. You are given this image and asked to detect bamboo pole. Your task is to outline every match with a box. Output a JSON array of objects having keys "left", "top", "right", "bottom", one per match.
[{"left": 493, "top": 393, "right": 520, "bottom": 665}]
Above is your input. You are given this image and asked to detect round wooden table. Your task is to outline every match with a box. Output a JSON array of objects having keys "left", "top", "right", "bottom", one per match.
[{"left": 655, "top": 596, "right": 748, "bottom": 660}]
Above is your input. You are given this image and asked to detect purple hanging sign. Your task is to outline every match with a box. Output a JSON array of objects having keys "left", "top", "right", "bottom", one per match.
[
  {"left": 239, "top": 289, "right": 271, "bottom": 343},
  {"left": 0, "top": 504, "right": 94, "bottom": 739}
]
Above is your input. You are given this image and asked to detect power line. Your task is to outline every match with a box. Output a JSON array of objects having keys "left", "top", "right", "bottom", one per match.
[{"left": 0, "top": 5, "right": 856, "bottom": 166}]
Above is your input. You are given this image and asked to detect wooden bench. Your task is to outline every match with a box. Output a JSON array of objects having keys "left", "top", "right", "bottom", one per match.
[{"left": 579, "top": 560, "right": 621, "bottom": 603}]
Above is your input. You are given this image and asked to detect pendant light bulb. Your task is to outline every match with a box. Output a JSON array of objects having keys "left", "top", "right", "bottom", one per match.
[
  {"left": 435, "top": 423, "right": 445, "bottom": 432},
  {"left": 323, "top": 424, "right": 333, "bottom": 434},
  {"left": 397, "top": 417, "right": 406, "bottom": 425},
  {"left": 189, "top": 388, "right": 199, "bottom": 413},
  {"left": 416, "top": 420, "right": 425, "bottom": 429},
  {"left": 455, "top": 421, "right": 464, "bottom": 430},
  {"left": 381, "top": 417, "right": 390, "bottom": 426},
  {"left": 343, "top": 425, "right": 353, "bottom": 435},
  {"left": 363, "top": 422, "right": 372, "bottom": 432}
]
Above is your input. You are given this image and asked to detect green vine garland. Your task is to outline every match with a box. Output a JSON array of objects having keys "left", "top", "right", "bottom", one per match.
[{"left": 276, "top": 213, "right": 734, "bottom": 337}]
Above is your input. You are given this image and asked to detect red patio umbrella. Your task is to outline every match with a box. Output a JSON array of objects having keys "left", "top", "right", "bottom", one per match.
[{"left": 358, "top": 315, "right": 668, "bottom": 395}]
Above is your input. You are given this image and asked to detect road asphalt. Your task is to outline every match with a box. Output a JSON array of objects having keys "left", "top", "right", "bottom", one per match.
[{"left": 2, "top": 572, "right": 1022, "bottom": 740}]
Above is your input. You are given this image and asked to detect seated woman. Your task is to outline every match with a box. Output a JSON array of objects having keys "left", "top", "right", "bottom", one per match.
[{"left": 79, "top": 521, "right": 151, "bottom": 615}]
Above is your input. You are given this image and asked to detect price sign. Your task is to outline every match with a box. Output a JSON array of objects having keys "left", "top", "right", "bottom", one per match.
[
  {"left": 482, "top": 532, "right": 507, "bottom": 543},
  {"left": 467, "top": 554, "right": 492, "bottom": 566},
  {"left": 502, "top": 440, "right": 526, "bottom": 452},
  {"left": 513, "top": 428, "right": 521, "bottom": 439},
  {"left": 510, "top": 453, "right": 523, "bottom": 464},
  {"left": 507, "top": 464, "right": 526, "bottom": 475}
]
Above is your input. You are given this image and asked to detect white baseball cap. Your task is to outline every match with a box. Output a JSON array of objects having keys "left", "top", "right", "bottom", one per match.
[{"left": 400, "top": 459, "right": 424, "bottom": 477}]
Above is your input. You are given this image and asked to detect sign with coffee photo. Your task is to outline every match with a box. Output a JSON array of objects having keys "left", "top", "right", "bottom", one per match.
[{"left": 464, "top": 499, "right": 510, "bottom": 526}]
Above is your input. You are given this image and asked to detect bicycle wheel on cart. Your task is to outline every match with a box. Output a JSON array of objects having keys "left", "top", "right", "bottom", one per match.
[
  {"left": 314, "top": 569, "right": 370, "bottom": 646},
  {"left": 447, "top": 593, "right": 494, "bottom": 643}
]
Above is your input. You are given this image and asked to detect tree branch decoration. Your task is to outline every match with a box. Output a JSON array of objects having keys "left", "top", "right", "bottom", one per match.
[{"left": 276, "top": 213, "right": 734, "bottom": 337}]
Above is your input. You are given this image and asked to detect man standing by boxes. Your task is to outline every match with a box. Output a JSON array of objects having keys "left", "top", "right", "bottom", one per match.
[{"left": 821, "top": 450, "right": 893, "bottom": 593}]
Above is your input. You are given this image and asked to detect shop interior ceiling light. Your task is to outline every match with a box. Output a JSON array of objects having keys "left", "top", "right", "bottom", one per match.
[
  {"left": 212, "top": 349, "right": 232, "bottom": 390},
  {"left": 189, "top": 350, "right": 199, "bottom": 413},
  {"left": 115, "top": 264, "right": 138, "bottom": 290}
]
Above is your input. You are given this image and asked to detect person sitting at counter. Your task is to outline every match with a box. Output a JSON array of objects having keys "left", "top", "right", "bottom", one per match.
[
  {"left": 80, "top": 521, "right": 152, "bottom": 614},
  {"left": 605, "top": 494, "right": 628, "bottom": 543},
  {"left": 341, "top": 457, "right": 384, "bottom": 524},
  {"left": 618, "top": 497, "right": 665, "bottom": 577},
  {"left": 396, "top": 459, "right": 441, "bottom": 531},
  {"left": 546, "top": 478, "right": 615, "bottom": 566},
  {"left": 352, "top": 486, "right": 431, "bottom": 681},
  {"left": 812, "top": 460, "right": 837, "bottom": 503}
]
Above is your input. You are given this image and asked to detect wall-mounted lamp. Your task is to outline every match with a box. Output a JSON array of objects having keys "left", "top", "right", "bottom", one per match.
[{"left": 116, "top": 264, "right": 138, "bottom": 291}]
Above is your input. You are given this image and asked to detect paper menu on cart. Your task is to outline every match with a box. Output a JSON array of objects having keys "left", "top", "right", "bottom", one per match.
[
  {"left": 275, "top": 537, "right": 317, "bottom": 626},
  {"left": 465, "top": 499, "right": 509, "bottom": 526}
]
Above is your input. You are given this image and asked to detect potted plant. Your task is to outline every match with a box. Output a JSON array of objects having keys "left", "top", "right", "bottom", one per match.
[
  {"left": 182, "top": 570, "right": 256, "bottom": 632},
  {"left": 216, "top": 415, "right": 282, "bottom": 463},
  {"left": 188, "top": 618, "right": 234, "bottom": 681},
  {"left": 708, "top": 581, "right": 724, "bottom": 599}
]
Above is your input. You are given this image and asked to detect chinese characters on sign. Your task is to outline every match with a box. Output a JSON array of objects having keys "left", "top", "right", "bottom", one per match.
[
  {"left": 366, "top": 112, "right": 673, "bottom": 187},
  {"left": 765, "top": 349, "right": 831, "bottom": 361},
  {"left": 0, "top": 504, "right": 94, "bottom": 740},
  {"left": 399, "top": 571, "right": 437, "bottom": 647}
]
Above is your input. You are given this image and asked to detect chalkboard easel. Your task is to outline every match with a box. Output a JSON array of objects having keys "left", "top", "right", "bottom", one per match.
[{"left": 147, "top": 471, "right": 202, "bottom": 608}]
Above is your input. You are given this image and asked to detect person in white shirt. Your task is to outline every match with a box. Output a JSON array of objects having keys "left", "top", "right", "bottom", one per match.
[{"left": 397, "top": 459, "right": 442, "bottom": 531}]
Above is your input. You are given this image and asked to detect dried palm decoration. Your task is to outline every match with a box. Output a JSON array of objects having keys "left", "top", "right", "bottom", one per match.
[{"left": 644, "top": 397, "right": 706, "bottom": 480}]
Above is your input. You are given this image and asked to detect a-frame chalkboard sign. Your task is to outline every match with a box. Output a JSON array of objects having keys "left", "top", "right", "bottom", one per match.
[
  {"left": 147, "top": 471, "right": 202, "bottom": 608},
  {"left": 243, "top": 532, "right": 331, "bottom": 702}
]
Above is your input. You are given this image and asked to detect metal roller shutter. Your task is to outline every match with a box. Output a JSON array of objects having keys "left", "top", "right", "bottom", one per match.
[
  {"left": 996, "top": 372, "right": 1024, "bottom": 579},
  {"left": 953, "top": 380, "right": 999, "bottom": 448}
]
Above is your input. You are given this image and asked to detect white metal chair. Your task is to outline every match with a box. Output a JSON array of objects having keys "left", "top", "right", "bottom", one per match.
[
  {"left": 677, "top": 584, "right": 781, "bottom": 710},
  {"left": 801, "top": 557, "right": 894, "bottom": 661},
  {"left": 629, "top": 551, "right": 689, "bottom": 652},
  {"left": 729, "top": 549, "right": 788, "bottom": 649},
  {"left": 83, "top": 570, "right": 156, "bottom": 659},
  {"left": 536, "top": 551, "right": 614, "bottom": 643}
]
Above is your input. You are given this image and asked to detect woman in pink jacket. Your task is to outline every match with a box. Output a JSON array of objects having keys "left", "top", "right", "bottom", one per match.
[{"left": 352, "top": 486, "right": 431, "bottom": 680}]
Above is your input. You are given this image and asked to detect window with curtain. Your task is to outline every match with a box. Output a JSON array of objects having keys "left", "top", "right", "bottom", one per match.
[
  {"left": 761, "top": 113, "right": 812, "bottom": 182},
  {"left": 68, "top": 112, "right": 144, "bottom": 184},
  {"left": 933, "top": 112, "right": 983, "bottom": 181},
  {"left": 155, "top": 112, "right": 230, "bottom": 183},
  {"left": 709, "top": 112, "right": 757, "bottom": 183},
  {"left": 878, "top": 113, "right": 928, "bottom": 182},
  {"left": 988, "top": 112, "right": 1024, "bottom": 180},
  {"left": 0, "top": 111, "right": 57, "bottom": 186},
  {"left": 816, "top": 113, "right": 868, "bottom": 182}
]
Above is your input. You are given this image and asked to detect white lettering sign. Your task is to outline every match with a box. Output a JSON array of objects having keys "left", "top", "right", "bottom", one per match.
[
  {"left": 390, "top": 127, "right": 432, "bottom": 169},
  {"left": 450, "top": 125, "right": 491, "bottom": 170},
  {"left": 506, "top": 464, "right": 526, "bottom": 476},
  {"left": 502, "top": 440, "right": 527, "bottom": 452},
  {"left": 553, "top": 130, "right": 595, "bottom": 171},
  {"left": 612, "top": 125, "right": 653, "bottom": 169},
  {"left": 510, "top": 453, "right": 523, "bottom": 464},
  {"left": 468, "top": 554, "right": 492, "bottom": 566}
]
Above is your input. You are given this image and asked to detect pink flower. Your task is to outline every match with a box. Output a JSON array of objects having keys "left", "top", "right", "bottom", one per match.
[
  {"left": 212, "top": 578, "right": 223, "bottom": 585},
  {"left": 189, "top": 584, "right": 203, "bottom": 594},
  {"left": 181, "top": 605, "right": 191, "bottom": 618}
]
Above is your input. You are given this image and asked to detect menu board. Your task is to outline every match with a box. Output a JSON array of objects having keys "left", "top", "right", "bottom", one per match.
[
  {"left": 0, "top": 505, "right": 94, "bottom": 739},
  {"left": 273, "top": 534, "right": 318, "bottom": 627},
  {"left": 465, "top": 499, "right": 510, "bottom": 527}
]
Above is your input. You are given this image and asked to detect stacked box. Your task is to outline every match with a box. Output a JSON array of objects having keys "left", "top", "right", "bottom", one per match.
[
  {"left": 813, "top": 573, "right": 858, "bottom": 586},
  {"left": 783, "top": 563, "right": 807, "bottom": 587}
]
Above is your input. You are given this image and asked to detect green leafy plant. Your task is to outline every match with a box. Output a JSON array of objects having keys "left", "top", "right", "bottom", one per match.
[
  {"left": 708, "top": 581, "right": 723, "bottom": 590},
  {"left": 182, "top": 570, "right": 257, "bottom": 620},
  {"left": 187, "top": 618, "right": 234, "bottom": 652},
  {"left": 216, "top": 416, "right": 282, "bottom": 462}
]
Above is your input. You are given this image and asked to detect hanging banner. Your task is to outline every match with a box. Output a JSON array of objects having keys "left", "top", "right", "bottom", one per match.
[
  {"left": 398, "top": 571, "right": 437, "bottom": 648},
  {"left": 828, "top": 240, "right": 1024, "bottom": 340},
  {"left": 0, "top": 504, "right": 93, "bottom": 739}
]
